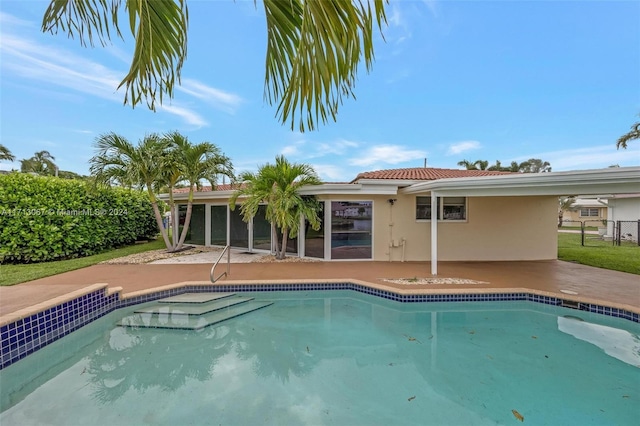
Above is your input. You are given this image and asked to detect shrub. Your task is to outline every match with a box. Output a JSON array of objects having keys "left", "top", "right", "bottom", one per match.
[{"left": 0, "top": 173, "right": 158, "bottom": 263}]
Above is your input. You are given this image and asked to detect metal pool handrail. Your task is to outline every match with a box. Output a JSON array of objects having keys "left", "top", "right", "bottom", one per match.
[{"left": 210, "top": 245, "right": 231, "bottom": 283}]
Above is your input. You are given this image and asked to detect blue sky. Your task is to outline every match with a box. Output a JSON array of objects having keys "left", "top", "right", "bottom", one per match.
[{"left": 1, "top": 0, "right": 639, "bottom": 182}]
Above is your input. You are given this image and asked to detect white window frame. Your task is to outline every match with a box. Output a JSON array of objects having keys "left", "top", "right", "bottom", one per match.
[
  {"left": 416, "top": 196, "right": 467, "bottom": 222},
  {"left": 580, "top": 208, "right": 599, "bottom": 217}
]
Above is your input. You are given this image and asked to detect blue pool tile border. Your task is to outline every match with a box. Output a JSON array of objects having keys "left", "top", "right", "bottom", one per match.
[{"left": 1, "top": 282, "right": 638, "bottom": 369}]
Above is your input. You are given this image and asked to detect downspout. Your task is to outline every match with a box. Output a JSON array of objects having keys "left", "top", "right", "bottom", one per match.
[
  {"left": 388, "top": 200, "right": 394, "bottom": 262},
  {"left": 431, "top": 191, "right": 438, "bottom": 275}
]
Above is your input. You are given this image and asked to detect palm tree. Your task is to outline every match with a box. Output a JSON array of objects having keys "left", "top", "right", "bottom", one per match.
[
  {"left": 41, "top": 0, "right": 388, "bottom": 132},
  {"left": 457, "top": 159, "right": 488, "bottom": 170},
  {"left": 230, "top": 155, "right": 322, "bottom": 260},
  {"left": 457, "top": 159, "right": 478, "bottom": 170},
  {"left": 20, "top": 150, "right": 58, "bottom": 175},
  {"left": 475, "top": 160, "right": 489, "bottom": 170},
  {"left": 558, "top": 196, "right": 576, "bottom": 228},
  {"left": 0, "top": 144, "right": 15, "bottom": 161},
  {"left": 617, "top": 119, "right": 639, "bottom": 149},
  {"left": 168, "top": 133, "right": 234, "bottom": 250},
  {"left": 90, "top": 133, "right": 174, "bottom": 250}
]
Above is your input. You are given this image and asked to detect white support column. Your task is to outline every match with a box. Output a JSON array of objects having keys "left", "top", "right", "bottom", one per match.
[{"left": 431, "top": 191, "right": 438, "bottom": 275}]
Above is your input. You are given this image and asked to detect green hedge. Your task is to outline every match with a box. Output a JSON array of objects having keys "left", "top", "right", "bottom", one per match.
[{"left": 0, "top": 173, "right": 158, "bottom": 263}]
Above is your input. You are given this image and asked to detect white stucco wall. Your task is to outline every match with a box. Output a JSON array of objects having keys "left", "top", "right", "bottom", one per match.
[
  {"left": 607, "top": 197, "right": 640, "bottom": 241},
  {"left": 179, "top": 193, "right": 559, "bottom": 262},
  {"left": 369, "top": 194, "right": 557, "bottom": 261}
]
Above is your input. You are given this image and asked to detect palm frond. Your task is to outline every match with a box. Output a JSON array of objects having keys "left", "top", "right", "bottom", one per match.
[
  {"left": 121, "top": 0, "right": 188, "bottom": 110},
  {"left": 263, "top": 0, "right": 386, "bottom": 131},
  {"left": 617, "top": 120, "right": 640, "bottom": 149},
  {"left": 43, "top": 0, "right": 187, "bottom": 111},
  {"left": 42, "top": 0, "right": 122, "bottom": 47}
]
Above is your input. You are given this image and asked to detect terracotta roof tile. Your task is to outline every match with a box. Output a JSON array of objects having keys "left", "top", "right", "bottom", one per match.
[
  {"left": 170, "top": 168, "right": 513, "bottom": 194},
  {"left": 351, "top": 167, "right": 513, "bottom": 182},
  {"left": 172, "top": 183, "right": 239, "bottom": 194}
]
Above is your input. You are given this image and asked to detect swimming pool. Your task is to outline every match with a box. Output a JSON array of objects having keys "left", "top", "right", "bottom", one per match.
[{"left": 1, "top": 290, "right": 639, "bottom": 425}]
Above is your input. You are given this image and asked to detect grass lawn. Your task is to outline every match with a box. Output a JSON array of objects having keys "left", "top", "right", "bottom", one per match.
[
  {"left": 558, "top": 233, "right": 640, "bottom": 275},
  {"left": 0, "top": 239, "right": 166, "bottom": 286}
]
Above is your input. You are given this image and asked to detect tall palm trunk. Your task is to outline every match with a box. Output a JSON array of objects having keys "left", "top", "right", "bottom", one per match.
[
  {"left": 151, "top": 200, "right": 173, "bottom": 250},
  {"left": 176, "top": 200, "right": 193, "bottom": 250},
  {"left": 278, "top": 226, "right": 288, "bottom": 260}
]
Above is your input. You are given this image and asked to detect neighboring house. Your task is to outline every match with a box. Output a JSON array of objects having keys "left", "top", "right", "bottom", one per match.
[
  {"left": 561, "top": 194, "right": 639, "bottom": 240},
  {"left": 562, "top": 198, "right": 608, "bottom": 224},
  {"left": 162, "top": 166, "right": 640, "bottom": 274},
  {"left": 606, "top": 194, "right": 640, "bottom": 242}
]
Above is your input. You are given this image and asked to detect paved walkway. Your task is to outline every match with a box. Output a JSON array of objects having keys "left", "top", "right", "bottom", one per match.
[{"left": 1, "top": 256, "right": 638, "bottom": 316}]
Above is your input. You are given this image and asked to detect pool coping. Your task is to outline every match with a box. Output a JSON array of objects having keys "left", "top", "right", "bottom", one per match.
[{"left": 1, "top": 279, "right": 639, "bottom": 369}]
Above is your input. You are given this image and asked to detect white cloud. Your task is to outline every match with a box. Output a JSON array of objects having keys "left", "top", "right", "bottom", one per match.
[
  {"left": 0, "top": 16, "right": 214, "bottom": 126},
  {"left": 177, "top": 79, "right": 244, "bottom": 114},
  {"left": 0, "top": 11, "right": 33, "bottom": 27},
  {"left": 511, "top": 145, "right": 640, "bottom": 171},
  {"left": 158, "top": 104, "right": 207, "bottom": 127},
  {"left": 446, "top": 140, "right": 481, "bottom": 155},
  {"left": 421, "top": 0, "right": 440, "bottom": 18},
  {"left": 280, "top": 138, "right": 360, "bottom": 160},
  {"left": 349, "top": 144, "right": 427, "bottom": 167},
  {"left": 313, "top": 139, "right": 360, "bottom": 157},
  {"left": 311, "top": 164, "right": 350, "bottom": 181}
]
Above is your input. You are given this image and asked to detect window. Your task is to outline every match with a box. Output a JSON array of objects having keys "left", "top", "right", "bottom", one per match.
[
  {"left": 416, "top": 196, "right": 466, "bottom": 221},
  {"left": 580, "top": 208, "right": 599, "bottom": 217}
]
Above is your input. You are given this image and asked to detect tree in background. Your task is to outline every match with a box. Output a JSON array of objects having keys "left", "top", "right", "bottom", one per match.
[
  {"left": 462, "top": 158, "right": 551, "bottom": 173},
  {"left": 90, "top": 133, "right": 174, "bottom": 250},
  {"left": 558, "top": 196, "right": 576, "bottom": 228},
  {"left": 457, "top": 159, "right": 489, "bottom": 170},
  {"left": 90, "top": 131, "right": 234, "bottom": 252},
  {"left": 230, "top": 155, "right": 322, "bottom": 260},
  {"left": 41, "top": 0, "right": 388, "bottom": 132},
  {"left": 518, "top": 158, "right": 552, "bottom": 173},
  {"left": 168, "top": 133, "right": 234, "bottom": 251},
  {"left": 20, "top": 150, "right": 58, "bottom": 176},
  {"left": 0, "top": 144, "right": 15, "bottom": 161},
  {"left": 617, "top": 118, "right": 639, "bottom": 149}
]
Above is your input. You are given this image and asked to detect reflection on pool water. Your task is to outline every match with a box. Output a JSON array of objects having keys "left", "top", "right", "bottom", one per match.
[{"left": 1, "top": 290, "right": 639, "bottom": 425}]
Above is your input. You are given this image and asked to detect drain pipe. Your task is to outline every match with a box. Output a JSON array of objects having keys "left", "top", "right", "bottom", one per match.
[{"left": 388, "top": 199, "right": 397, "bottom": 262}]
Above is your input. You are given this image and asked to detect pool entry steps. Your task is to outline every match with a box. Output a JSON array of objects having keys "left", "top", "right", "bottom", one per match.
[{"left": 117, "top": 292, "right": 272, "bottom": 330}]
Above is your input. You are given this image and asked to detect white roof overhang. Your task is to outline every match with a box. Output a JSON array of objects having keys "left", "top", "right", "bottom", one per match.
[
  {"left": 297, "top": 183, "right": 399, "bottom": 196},
  {"left": 400, "top": 167, "right": 640, "bottom": 197},
  {"left": 161, "top": 182, "right": 401, "bottom": 202},
  {"left": 159, "top": 190, "right": 237, "bottom": 202}
]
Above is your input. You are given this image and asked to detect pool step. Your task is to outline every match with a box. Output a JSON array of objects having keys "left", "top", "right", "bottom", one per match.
[
  {"left": 134, "top": 296, "right": 254, "bottom": 316},
  {"left": 118, "top": 295, "right": 272, "bottom": 330},
  {"left": 157, "top": 292, "right": 236, "bottom": 304}
]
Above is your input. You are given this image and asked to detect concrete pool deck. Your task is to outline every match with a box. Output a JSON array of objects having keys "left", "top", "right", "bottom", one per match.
[{"left": 1, "top": 258, "right": 638, "bottom": 317}]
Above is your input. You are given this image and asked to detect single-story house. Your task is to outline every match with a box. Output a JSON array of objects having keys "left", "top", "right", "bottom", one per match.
[
  {"left": 603, "top": 193, "right": 639, "bottom": 240},
  {"left": 162, "top": 166, "right": 640, "bottom": 274},
  {"left": 562, "top": 193, "right": 639, "bottom": 240},
  {"left": 562, "top": 198, "right": 608, "bottom": 224}
]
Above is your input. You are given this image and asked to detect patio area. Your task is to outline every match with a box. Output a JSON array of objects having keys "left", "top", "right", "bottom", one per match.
[{"left": 1, "top": 256, "right": 638, "bottom": 317}]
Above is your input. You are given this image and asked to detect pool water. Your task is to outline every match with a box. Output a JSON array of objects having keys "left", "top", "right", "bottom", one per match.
[{"left": 1, "top": 290, "right": 639, "bottom": 425}]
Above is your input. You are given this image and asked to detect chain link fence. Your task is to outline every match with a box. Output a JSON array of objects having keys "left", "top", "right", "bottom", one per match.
[{"left": 559, "top": 220, "right": 639, "bottom": 247}]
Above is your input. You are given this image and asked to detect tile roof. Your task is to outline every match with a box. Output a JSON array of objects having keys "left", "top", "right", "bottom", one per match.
[
  {"left": 170, "top": 168, "right": 513, "bottom": 193},
  {"left": 172, "top": 183, "right": 238, "bottom": 193},
  {"left": 351, "top": 167, "right": 513, "bottom": 182}
]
